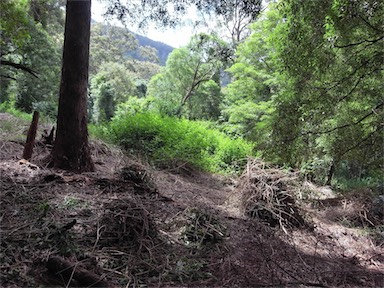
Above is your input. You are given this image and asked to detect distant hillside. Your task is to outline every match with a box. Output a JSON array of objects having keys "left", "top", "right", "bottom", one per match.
[
  {"left": 134, "top": 34, "right": 174, "bottom": 65},
  {"left": 91, "top": 20, "right": 174, "bottom": 65}
]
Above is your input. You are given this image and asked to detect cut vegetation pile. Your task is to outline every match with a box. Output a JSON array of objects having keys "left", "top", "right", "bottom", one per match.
[
  {"left": 238, "top": 159, "right": 306, "bottom": 229},
  {"left": 99, "top": 198, "right": 158, "bottom": 247}
]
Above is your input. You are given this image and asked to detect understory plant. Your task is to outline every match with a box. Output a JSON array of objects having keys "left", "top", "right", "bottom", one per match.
[{"left": 92, "top": 112, "right": 253, "bottom": 174}]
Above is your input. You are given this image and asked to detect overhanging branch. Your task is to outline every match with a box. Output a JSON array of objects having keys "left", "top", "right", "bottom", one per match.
[
  {"left": 334, "top": 35, "right": 384, "bottom": 49},
  {"left": 284, "top": 102, "right": 383, "bottom": 142},
  {"left": 0, "top": 59, "right": 39, "bottom": 78},
  {"left": 0, "top": 74, "right": 17, "bottom": 81},
  {"left": 339, "top": 128, "right": 380, "bottom": 159},
  {"left": 358, "top": 14, "right": 384, "bottom": 33}
]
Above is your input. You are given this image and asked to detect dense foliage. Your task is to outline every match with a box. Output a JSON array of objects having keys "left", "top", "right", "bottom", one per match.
[
  {"left": 0, "top": 0, "right": 165, "bottom": 120},
  {"left": 92, "top": 113, "right": 253, "bottom": 173},
  {"left": 269, "top": 0, "right": 383, "bottom": 183},
  {"left": 146, "top": 34, "right": 228, "bottom": 119},
  {"left": 0, "top": 0, "right": 64, "bottom": 116},
  {"left": 221, "top": 1, "right": 383, "bottom": 185}
]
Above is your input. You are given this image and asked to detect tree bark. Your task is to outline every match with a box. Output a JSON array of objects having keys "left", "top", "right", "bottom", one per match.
[
  {"left": 325, "top": 161, "right": 335, "bottom": 186},
  {"left": 50, "top": 0, "right": 95, "bottom": 172},
  {"left": 42, "top": 126, "right": 55, "bottom": 145},
  {"left": 22, "top": 111, "right": 39, "bottom": 160}
]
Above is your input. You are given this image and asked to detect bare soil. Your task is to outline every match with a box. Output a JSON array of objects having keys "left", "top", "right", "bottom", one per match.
[{"left": 0, "top": 113, "right": 383, "bottom": 287}]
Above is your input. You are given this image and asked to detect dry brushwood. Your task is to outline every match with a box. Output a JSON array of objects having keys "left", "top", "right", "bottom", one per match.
[
  {"left": 181, "top": 207, "right": 227, "bottom": 247},
  {"left": 238, "top": 159, "right": 306, "bottom": 229},
  {"left": 120, "top": 164, "right": 157, "bottom": 193},
  {"left": 98, "top": 198, "right": 157, "bottom": 248}
]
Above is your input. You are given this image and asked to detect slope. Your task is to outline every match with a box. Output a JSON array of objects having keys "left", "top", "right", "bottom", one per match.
[{"left": 0, "top": 113, "right": 383, "bottom": 287}]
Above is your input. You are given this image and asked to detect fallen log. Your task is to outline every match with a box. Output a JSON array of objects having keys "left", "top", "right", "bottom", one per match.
[{"left": 46, "top": 256, "right": 109, "bottom": 287}]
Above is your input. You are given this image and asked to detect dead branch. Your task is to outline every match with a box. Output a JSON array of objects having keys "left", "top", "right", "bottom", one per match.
[
  {"left": 22, "top": 111, "right": 39, "bottom": 160},
  {"left": 46, "top": 256, "right": 109, "bottom": 287}
]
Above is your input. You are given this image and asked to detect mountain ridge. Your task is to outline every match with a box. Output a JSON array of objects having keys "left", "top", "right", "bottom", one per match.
[
  {"left": 91, "top": 19, "right": 174, "bottom": 65},
  {"left": 134, "top": 33, "right": 174, "bottom": 65}
]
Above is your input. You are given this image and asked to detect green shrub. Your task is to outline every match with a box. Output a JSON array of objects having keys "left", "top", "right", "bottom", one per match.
[
  {"left": 92, "top": 113, "right": 253, "bottom": 174},
  {"left": 213, "top": 136, "right": 252, "bottom": 173},
  {"left": 0, "top": 101, "right": 56, "bottom": 125},
  {"left": 333, "top": 177, "right": 383, "bottom": 194},
  {"left": 0, "top": 102, "right": 32, "bottom": 121}
]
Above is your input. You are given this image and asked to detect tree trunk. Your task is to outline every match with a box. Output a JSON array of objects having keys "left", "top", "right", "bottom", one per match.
[
  {"left": 325, "top": 161, "right": 336, "bottom": 186},
  {"left": 50, "top": 0, "right": 94, "bottom": 172},
  {"left": 22, "top": 111, "right": 39, "bottom": 160}
]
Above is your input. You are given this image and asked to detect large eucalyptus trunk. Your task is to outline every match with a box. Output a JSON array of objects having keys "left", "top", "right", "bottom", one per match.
[{"left": 50, "top": 0, "right": 94, "bottom": 172}]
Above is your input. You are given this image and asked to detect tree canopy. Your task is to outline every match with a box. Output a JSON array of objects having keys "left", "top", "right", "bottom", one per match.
[
  {"left": 147, "top": 33, "right": 227, "bottom": 119},
  {"left": 101, "top": 0, "right": 262, "bottom": 29},
  {"left": 222, "top": 0, "right": 383, "bottom": 183}
]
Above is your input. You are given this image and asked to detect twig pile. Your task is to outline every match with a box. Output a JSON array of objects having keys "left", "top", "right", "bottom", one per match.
[
  {"left": 238, "top": 159, "right": 306, "bottom": 229},
  {"left": 181, "top": 207, "right": 226, "bottom": 247},
  {"left": 99, "top": 198, "right": 157, "bottom": 248}
]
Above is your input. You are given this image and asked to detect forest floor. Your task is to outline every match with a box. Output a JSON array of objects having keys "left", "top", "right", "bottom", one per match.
[{"left": 0, "top": 112, "right": 383, "bottom": 287}]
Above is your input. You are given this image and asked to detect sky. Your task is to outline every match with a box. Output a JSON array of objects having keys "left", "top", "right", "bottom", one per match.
[
  {"left": 91, "top": 1, "right": 204, "bottom": 48},
  {"left": 91, "top": 1, "right": 270, "bottom": 48}
]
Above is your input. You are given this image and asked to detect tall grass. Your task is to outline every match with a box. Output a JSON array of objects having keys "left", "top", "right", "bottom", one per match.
[
  {"left": 91, "top": 113, "right": 254, "bottom": 174},
  {"left": 0, "top": 102, "right": 33, "bottom": 121}
]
